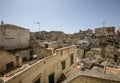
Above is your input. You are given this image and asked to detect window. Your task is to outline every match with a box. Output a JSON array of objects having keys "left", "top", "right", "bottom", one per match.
[
  {"left": 22, "top": 57, "right": 27, "bottom": 62},
  {"left": 70, "top": 54, "right": 74, "bottom": 65},
  {"left": 6, "top": 61, "right": 14, "bottom": 70},
  {"left": 45, "top": 44, "right": 48, "bottom": 48},
  {"left": 30, "top": 50, "right": 34, "bottom": 60},
  {"left": 34, "top": 78, "right": 40, "bottom": 83},
  {"left": 61, "top": 60, "right": 66, "bottom": 70},
  {"left": 33, "top": 75, "right": 41, "bottom": 83},
  {"left": 19, "top": 80, "right": 22, "bottom": 83},
  {"left": 30, "top": 50, "right": 34, "bottom": 55},
  {"left": 48, "top": 73, "right": 54, "bottom": 83}
]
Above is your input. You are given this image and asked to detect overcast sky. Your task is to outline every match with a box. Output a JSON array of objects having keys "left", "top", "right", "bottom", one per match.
[{"left": 0, "top": 0, "right": 120, "bottom": 33}]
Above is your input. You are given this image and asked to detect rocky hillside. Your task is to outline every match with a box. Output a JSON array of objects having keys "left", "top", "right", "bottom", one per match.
[{"left": 30, "top": 31, "right": 70, "bottom": 43}]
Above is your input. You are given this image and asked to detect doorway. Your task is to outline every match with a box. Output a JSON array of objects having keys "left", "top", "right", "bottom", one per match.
[{"left": 48, "top": 73, "right": 54, "bottom": 83}]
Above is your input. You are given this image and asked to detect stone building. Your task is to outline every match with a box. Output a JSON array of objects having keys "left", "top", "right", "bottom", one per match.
[
  {"left": 106, "top": 66, "right": 120, "bottom": 78},
  {"left": 95, "top": 27, "right": 115, "bottom": 36},
  {"left": 79, "top": 29, "right": 93, "bottom": 37},
  {"left": 0, "top": 22, "right": 35, "bottom": 62},
  {"left": 0, "top": 21, "right": 30, "bottom": 50},
  {"left": 1, "top": 45, "right": 78, "bottom": 83},
  {"left": 73, "top": 29, "right": 93, "bottom": 40},
  {"left": 36, "top": 41, "right": 69, "bottom": 59},
  {"left": 37, "top": 46, "right": 54, "bottom": 59},
  {"left": 8, "top": 48, "right": 34, "bottom": 62},
  {"left": 62, "top": 72, "right": 120, "bottom": 83},
  {"left": 0, "top": 49, "right": 22, "bottom": 75},
  {"left": 104, "top": 45, "right": 118, "bottom": 63},
  {"left": 116, "top": 28, "right": 120, "bottom": 37}
]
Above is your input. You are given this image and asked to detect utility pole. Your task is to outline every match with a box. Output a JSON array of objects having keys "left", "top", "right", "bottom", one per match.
[
  {"left": 103, "top": 22, "right": 106, "bottom": 27},
  {"left": 34, "top": 21, "right": 40, "bottom": 32}
]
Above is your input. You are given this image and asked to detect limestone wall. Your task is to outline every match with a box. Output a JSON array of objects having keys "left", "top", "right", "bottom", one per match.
[
  {"left": 95, "top": 27, "right": 115, "bottom": 36},
  {"left": 4, "top": 45, "right": 77, "bottom": 83},
  {"left": 68, "top": 76, "right": 120, "bottom": 83},
  {"left": 0, "top": 51, "right": 17, "bottom": 73},
  {"left": 0, "top": 24, "right": 30, "bottom": 50},
  {"left": 106, "top": 67, "right": 120, "bottom": 78},
  {"left": 37, "top": 46, "right": 54, "bottom": 59},
  {"left": 16, "top": 50, "right": 30, "bottom": 60},
  {"left": 0, "top": 27, "right": 4, "bottom": 46}
]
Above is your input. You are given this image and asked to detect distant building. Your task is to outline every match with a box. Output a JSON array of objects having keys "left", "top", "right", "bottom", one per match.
[
  {"left": 116, "top": 28, "right": 120, "bottom": 37},
  {"left": 95, "top": 27, "right": 115, "bottom": 36},
  {"left": 73, "top": 29, "right": 93, "bottom": 40},
  {"left": 79, "top": 29, "right": 93, "bottom": 37}
]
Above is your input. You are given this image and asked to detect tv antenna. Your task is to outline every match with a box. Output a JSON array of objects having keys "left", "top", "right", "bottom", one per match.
[{"left": 34, "top": 21, "right": 40, "bottom": 32}]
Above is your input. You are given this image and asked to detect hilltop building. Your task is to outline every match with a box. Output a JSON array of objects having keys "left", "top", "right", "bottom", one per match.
[{"left": 95, "top": 27, "right": 115, "bottom": 37}]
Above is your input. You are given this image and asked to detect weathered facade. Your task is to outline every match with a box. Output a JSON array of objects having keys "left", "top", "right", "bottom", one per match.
[
  {"left": 106, "top": 67, "right": 120, "bottom": 78},
  {"left": 36, "top": 42, "right": 68, "bottom": 59},
  {"left": 0, "top": 23, "right": 30, "bottom": 50},
  {"left": 73, "top": 29, "right": 93, "bottom": 40},
  {"left": 62, "top": 72, "right": 120, "bottom": 83},
  {"left": 62, "top": 74, "right": 120, "bottom": 83},
  {"left": 8, "top": 48, "right": 34, "bottom": 62},
  {"left": 117, "top": 28, "right": 120, "bottom": 37},
  {"left": 37, "top": 46, "right": 54, "bottom": 59},
  {"left": 0, "top": 50, "right": 22, "bottom": 75},
  {"left": 1, "top": 45, "right": 77, "bottom": 83},
  {"left": 95, "top": 27, "right": 115, "bottom": 36}
]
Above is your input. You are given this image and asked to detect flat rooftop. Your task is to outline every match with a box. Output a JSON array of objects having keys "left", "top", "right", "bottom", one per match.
[
  {"left": 1, "top": 59, "right": 39, "bottom": 82},
  {"left": 1, "top": 45, "right": 76, "bottom": 82},
  {"left": 62, "top": 71, "right": 120, "bottom": 83}
]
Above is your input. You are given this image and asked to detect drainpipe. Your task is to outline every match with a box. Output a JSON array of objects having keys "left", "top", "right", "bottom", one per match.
[
  {"left": 104, "top": 61, "right": 107, "bottom": 74},
  {"left": 43, "top": 61, "right": 46, "bottom": 83}
]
